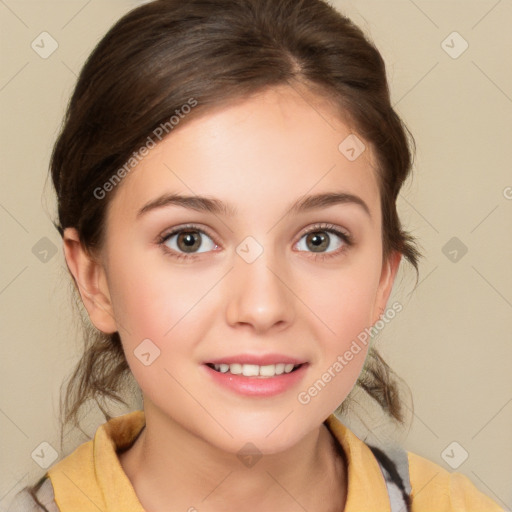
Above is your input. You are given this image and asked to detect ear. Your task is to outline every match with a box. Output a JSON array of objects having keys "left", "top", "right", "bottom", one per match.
[
  {"left": 372, "top": 250, "right": 402, "bottom": 324},
  {"left": 62, "top": 227, "right": 117, "bottom": 334}
]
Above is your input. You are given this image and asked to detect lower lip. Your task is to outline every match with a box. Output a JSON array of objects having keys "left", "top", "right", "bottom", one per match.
[{"left": 203, "top": 364, "right": 309, "bottom": 397}]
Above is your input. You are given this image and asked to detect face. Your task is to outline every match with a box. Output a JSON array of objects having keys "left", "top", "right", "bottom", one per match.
[{"left": 68, "top": 85, "right": 399, "bottom": 455}]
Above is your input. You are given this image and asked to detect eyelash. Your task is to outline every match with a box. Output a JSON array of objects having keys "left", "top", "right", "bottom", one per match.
[{"left": 156, "top": 222, "right": 354, "bottom": 262}]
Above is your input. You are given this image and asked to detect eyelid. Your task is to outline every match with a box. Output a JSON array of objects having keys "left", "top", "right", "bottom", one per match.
[
  {"left": 157, "top": 223, "right": 220, "bottom": 245},
  {"left": 296, "top": 222, "right": 352, "bottom": 242}
]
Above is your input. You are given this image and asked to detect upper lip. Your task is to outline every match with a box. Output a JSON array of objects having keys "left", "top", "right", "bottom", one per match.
[{"left": 205, "top": 354, "right": 306, "bottom": 366}]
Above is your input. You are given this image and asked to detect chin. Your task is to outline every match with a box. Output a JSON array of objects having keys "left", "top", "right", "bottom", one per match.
[{"left": 205, "top": 412, "right": 317, "bottom": 455}]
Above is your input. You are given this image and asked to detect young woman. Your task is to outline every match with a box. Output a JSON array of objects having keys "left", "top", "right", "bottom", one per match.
[{"left": 8, "top": 0, "right": 504, "bottom": 510}]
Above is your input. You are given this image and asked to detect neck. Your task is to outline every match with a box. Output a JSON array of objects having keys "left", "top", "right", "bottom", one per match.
[{"left": 118, "top": 403, "right": 347, "bottom": 512}]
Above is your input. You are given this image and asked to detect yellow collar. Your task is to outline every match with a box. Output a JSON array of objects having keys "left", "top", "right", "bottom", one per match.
[{"left": 47, "top": 410, "right": 391, "bottom": 511}]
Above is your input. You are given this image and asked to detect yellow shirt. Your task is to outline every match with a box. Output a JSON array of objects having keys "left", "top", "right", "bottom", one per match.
[{"left": 40, "top": 410, "right": 503, "bottom": 511}]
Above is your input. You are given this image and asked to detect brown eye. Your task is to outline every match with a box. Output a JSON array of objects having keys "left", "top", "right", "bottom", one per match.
[
  {"left": 160, "top": 226, "right": 218, "bottom": 257},
  {"left": 297, "top": 224, "right": 354, "bottom": 260},
  {"left": 304, "top": 231, "right": 330, "bottom": 252},
  {"left": 176, "top": 230, "right": 203, "bottom": 253},
  {"left": 297, "top": 228, "right": 347, "bottom": 254}
]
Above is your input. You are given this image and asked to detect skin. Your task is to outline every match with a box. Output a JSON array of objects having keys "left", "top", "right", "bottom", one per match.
[{"left": 63, "top": 84, "right": 401, "bottom": 512}]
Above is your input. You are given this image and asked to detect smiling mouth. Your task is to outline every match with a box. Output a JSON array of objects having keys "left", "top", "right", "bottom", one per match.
[{"left": 205, "top": 362, "right": 304, "bottom": 378}]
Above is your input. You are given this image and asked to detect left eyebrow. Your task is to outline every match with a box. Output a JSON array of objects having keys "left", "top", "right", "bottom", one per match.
[
  {"left": 289, "top": 191, "right": 371, "bottom": 218},
  {"left": 136, "top": 191, "right": 371, "bottom": 219}
]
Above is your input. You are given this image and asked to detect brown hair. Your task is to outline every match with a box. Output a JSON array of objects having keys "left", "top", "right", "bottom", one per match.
[{"left": 51, "top": 0, "right": 419, "bottom": 454}]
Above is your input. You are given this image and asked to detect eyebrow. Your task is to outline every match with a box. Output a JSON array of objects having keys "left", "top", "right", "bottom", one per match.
[{"left": 137, "top": 191, "right": 371, "bottom": 219}]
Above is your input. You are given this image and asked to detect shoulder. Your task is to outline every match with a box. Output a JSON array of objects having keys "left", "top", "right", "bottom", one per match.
[
  {"left": 6, "top": 477, "right": 60, "bottom": 512},
  {"left": 407, "top": 451, "right": 505, "bottom": 511}
]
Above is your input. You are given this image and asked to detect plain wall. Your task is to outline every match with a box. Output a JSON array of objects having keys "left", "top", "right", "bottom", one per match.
[{"left": 1, "top": 0, "right": 511, "bottom": 509}]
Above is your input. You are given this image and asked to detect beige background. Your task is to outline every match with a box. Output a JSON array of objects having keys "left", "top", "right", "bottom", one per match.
[{"left": 1, "top": 0, "right": 511, "bottom": 510}]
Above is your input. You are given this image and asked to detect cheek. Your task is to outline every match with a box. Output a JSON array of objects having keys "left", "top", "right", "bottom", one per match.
[
  {"left": 107, "top": 250, "right": 215, "bottom": 341},
  {"left": 297, "top": 282, "right": 377, "bottom": 420},
  {"left": 106, "top": 257, "right": 224, "bottom": 387},
  {"left": 305, "top": 255, "right": 382, "bottom": 341},
  {"left": 327, "top": 275, "right": 378, "bottom": 339},
  {"left": 298, "top": 252, "right": 382, "bottom": 403},
  {"left": 107, "top": 263, "right": 212, "bottom": 405}
]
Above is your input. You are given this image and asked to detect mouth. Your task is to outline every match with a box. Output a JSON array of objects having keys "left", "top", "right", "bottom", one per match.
[
  {"left": 203, "top": 356, "right": 309, "bottom": 396},
  {"left": 205, "top": 362, "right": 304, "bottom": 378}
]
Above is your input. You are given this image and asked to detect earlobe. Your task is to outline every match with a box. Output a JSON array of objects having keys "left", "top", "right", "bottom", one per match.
[
  {"left": 373, "top": 251, "right": 402, "bottom": 324},
  {"left": 62, "top": 227, "right": 117, "bottom": 334}
]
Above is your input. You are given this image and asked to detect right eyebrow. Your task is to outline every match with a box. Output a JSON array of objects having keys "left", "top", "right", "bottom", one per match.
[{"left": 137, "top": 193, "right": 236, "bottom": 219}]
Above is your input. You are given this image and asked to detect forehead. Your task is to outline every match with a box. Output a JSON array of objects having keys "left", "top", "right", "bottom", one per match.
[{"left": 106, "top": 85, "right": 380, "bottom": 226}]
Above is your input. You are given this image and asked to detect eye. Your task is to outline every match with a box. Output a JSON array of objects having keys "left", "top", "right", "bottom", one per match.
[
  {"left": 157, "top": 222, "right": 353, "bottom": 262},
  {"left": 157, "top": 224, "right": 218, "bottom": 261},
  {"left": 295, "top": 223, "right": 353, "bottom": 259}
]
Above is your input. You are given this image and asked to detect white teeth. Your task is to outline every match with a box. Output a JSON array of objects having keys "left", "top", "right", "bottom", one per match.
[
  {"left": 211, "top": 363, "right": 300, "bottom": 377},
  {"left": 229, "top": 363, "right": 242, "bottom": 374},
  {"left": 242, "top": 364, "right": 260, "bottom": 377},
  {"left": 259, "top": 364, "right": 276, "bottom": 377}
]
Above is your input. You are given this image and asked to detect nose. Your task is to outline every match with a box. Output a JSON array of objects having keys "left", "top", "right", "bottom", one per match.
[{"left": 225, "top": 247, "right": 295, "bottom": 334}]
